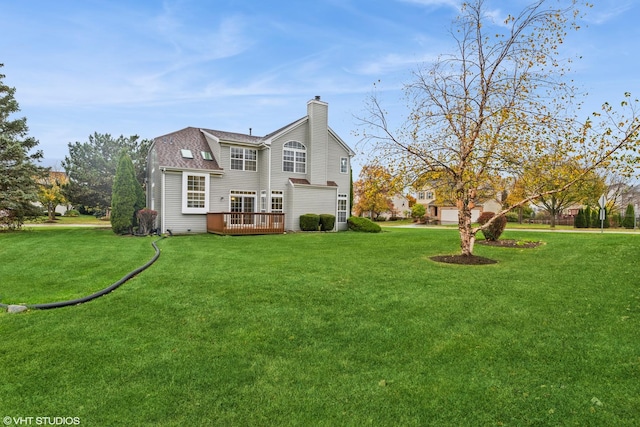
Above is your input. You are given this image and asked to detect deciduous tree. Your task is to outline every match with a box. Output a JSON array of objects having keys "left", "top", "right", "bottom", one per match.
[
  {"left": 510, "top": 152, "right": 605, "bottom": 227},
  {"left": 353, "top": 164, "right": 400, "bottom": 219},
  {"left": 0, "top": 64, "right": 48, "bottom": 229},
  {"left": 37, "top": 171, "right": 68, "bottom": 221},
  {"left": 359, "top": 0, "right": 640, "bottom": 256}
]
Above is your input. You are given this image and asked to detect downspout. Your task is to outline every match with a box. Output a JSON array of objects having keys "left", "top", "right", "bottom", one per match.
[
  {"left": 161, "top": 167, "right": 166, "bottom": 234},
  {"left": 267, "top": 145, "right": 272, "bottom": 212},
  {"left": 334, "top": 186, "right": 339, "bottom": 231}
]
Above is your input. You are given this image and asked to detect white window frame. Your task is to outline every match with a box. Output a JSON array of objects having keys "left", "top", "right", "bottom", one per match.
[
  {"left": 230, "top": 147, "right": 257, "bottom": 171},
  {"left": 271, "top": 191, "right": 284, "bottom": 213},
  {"left": 337, "top": 193, "right": 348, "bottom": 223},
  {"left": 229, "top": 190, "right": 257, "bottom": 212},
  {"left": 182, "top": 172, "right": 209, "bottom": 214},
  {"left": 340, "top": 157, "right": 348, "bottom": 174},
  {"left": 283, "top": 141, "right": 306, "bottom": 174}
]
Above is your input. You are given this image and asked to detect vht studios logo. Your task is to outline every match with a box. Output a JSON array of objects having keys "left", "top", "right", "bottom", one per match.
[{"left": 3, "top": 417, "right": 81, "bottom": 426}]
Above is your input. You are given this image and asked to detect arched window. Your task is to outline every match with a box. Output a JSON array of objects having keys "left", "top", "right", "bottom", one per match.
[{"left": 283, "top": 141, "right": 306, "bottom": 173}]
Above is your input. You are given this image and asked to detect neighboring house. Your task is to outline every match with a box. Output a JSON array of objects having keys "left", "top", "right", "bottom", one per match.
[
  {"left": 353, "top": 192, "right": 411, "bottom": 219},
  {"left": 147, "top": 97, "right": 355, "bottom": 234},
  {"left": 413, "top": 186, "right": 502, "bottom": 224}
]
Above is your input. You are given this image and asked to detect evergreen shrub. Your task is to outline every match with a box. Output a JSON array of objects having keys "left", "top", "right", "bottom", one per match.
[
  {"left": 574, "top": 208, "right": 586, "bottom": 228},
  {"left": 347, "top": 216, "right": 381, "bottom": 233},
  {"left": 622, "top": 204, "right": 635, "bottom": 229},
  {"left": 319, "top": 214, "right": 336, "bottom": 231},
  {"left": 300, "top": 214, "right": 320, "bottom": 231}
]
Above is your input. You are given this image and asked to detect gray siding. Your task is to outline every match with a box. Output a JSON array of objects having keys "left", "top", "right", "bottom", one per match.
[
  {"left": 288, "top": 185, "right": 338, "bottom": 231},
  {"left": 307, "top": 100, "right": 328, "bottom": 185},
  {"left": 218, "top": 144, "right": 262, "bottom": 207},
  {"left": 163, "top": 171, "right": 207, "bottom": 234},
  {"left": 270, "top": 124, "right": 308, "bottom": 188}
]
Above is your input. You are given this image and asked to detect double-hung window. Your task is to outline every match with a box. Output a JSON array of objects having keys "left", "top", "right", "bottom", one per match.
[
  {"left": 283, "top": 141, "right": 306, "bottom": 173},
  {"left": 182, "top": 172, "right": 209, "bottom": 214},
  {"left": 340, "top": 157, "right": 348, "bottom": 174},
  {"left": 337, "top": 193, "right": 348, "bottom": 223},
  {"left": 230, "top": 147, "right": 257, "bottom": 171}
]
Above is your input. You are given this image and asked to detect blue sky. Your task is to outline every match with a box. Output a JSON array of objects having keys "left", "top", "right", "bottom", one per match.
[{"left": 2, "top": 0, "right": 639, "bottom": 175}]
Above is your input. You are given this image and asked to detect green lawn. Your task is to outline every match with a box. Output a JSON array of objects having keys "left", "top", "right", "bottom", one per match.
[
  {"left": 1, "top": 228, "right": 639, "bottom": 425},
  {"left": 25, "top": 214, "right": 110, "bottom": 226}
]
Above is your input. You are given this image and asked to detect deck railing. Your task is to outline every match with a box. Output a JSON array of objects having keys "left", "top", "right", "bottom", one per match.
[{"left": 207, "top": 212, "right": 285, "bottom": 235}]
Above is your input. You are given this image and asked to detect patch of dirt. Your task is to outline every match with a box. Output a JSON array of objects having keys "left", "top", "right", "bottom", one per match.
[
  {"left": 430, "top": 254, "right": 498, "bottom": 265},
  {"left": 476, "top": 239, "right": 543, "bottom": 248}
]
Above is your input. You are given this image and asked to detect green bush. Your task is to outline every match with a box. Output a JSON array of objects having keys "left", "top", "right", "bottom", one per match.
[
  {"left": 319, "top": 214, "right": 336, "bottom": 231},
  {"left": 347, "top": 216, "right": 381, "bottom": 233},
  {"left": 590, "top": 209, "right": 599, "bottom": 228},
  {"left": 477, "top": 212, "right": 507, "bottom": 241},
  {"left": 411, "top": 204, "right": 426, "bottom": 220},
  {"left": 64, "top": 209, "right": 80, "bottom": 217},
  {"left": 505, "top": 212, "right": 519, "bottom": 223},
  {"left": 574, "top": 208, "right": 586, "bottom": 228},
  {"left": 622, "top": 204, "right": 635, "bottom": 229},
  {"left": 300, "top": 214, "right": 320, "bottom": 231}
]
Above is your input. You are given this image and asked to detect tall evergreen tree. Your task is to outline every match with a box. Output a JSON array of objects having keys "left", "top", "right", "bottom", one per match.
[
  {"left": 63, "top": 133, "right": 150, "bottom": 213},
  {"left": 622, "top": 204, "right": 635, "bottom": 229},
  {"left": 0, "top": 64, "right": 48, "bottom": 229},
  {"left": 111, "top": 151, "right": 141, "bottom": 234},
  {"left": 574, "top": 208, "right": 586, "bottom": 228}
]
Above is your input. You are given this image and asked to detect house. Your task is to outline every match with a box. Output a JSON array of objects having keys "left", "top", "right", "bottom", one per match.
[
  {"left": 147, "top": 97, "right": 355, "bottom": 234},
  {"left": 413, "top": 186, "right": 502, "bottom": 224}
]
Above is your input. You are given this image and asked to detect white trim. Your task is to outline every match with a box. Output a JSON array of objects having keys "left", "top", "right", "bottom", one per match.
[
  {"left": 230, "top": 147, "right": 258, "bottom": 172},
  {"left": 340, "top": 157, "right": 348, "bottom": 174},
  {"left": 337, "top": 193, "right": 348, "bottom": 223},
  {"left": 182, "top": 172, "right": 210, "bottom": 214},
  {"left": 229, "top": 190, "right": 257, "bottom": 212},
  {"left": 282, "top": 141, "right": 307, "bottom": 174}
]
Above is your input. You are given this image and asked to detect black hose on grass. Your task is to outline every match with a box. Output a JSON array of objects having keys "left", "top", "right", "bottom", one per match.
[{"left": 1, "top": 236, "right": 164, "bottom": 311}]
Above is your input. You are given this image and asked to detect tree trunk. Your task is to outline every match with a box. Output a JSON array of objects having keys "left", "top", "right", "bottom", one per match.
[
  {"left": 48, "top": 202, "right": 55, "bottom": 221},
  {"left": 458, "top": 203, "right": 475, "bottom": 256}
]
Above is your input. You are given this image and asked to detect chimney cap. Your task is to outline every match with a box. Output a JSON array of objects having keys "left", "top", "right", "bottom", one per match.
[{"left": 314, "top": 95, "right": 321, "bottom": 101}]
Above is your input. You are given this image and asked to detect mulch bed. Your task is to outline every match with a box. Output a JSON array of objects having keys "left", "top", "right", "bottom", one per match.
[
  {"left": 430, "top": 254, "right": 498, "bottom": 265},
  {"left": 430, "top": 239, "right": 543, "bottom": 265},
  {"left": 476, "top": 239, "right": 543, "bottom": 248}
]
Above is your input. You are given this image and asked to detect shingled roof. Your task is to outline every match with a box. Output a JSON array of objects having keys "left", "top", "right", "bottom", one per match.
[{"left": 153, "top": 127, "right": 222, "bottom": 171}]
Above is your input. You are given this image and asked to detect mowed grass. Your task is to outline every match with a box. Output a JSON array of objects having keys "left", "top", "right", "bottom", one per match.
[
  {"left": 1, "top": 228, "right": 639, "bottom": 425},
  {"left": 0, "top": 229, "right": 154, "bottom": 304}
]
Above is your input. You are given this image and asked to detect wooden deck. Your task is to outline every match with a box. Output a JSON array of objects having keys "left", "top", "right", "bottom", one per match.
[{"left": 207, "top": 212, "right": 285, "bottom": 235}]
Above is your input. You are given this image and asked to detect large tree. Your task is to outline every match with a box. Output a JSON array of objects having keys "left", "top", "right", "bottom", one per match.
[
  {"left": 0, "top": 64, "right": 48, "bottom": 229},
  {"left": 508, "top": 151, "right": 605, "bottom": 227},
  {"left": 359, "top": 0, "right": 640, "bottom": 256},
  {"left": 353, "top": 164, "right": 399, "bottom": 219},
  {"left": 62, "top": 133, "right": 150, "bottom": 212}
]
